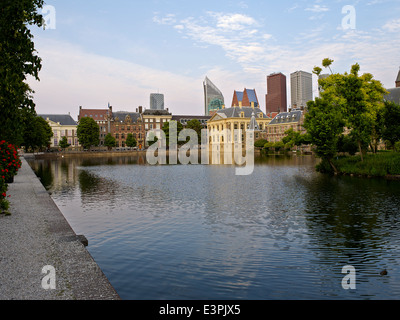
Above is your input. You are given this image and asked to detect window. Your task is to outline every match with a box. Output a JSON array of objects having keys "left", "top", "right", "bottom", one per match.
[{"left": 241, "top": 112, "right": 245, "bottom": 118}]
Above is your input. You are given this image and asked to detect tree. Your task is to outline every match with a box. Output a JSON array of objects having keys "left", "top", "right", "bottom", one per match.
[
  {"left": 146, "top": 131, "right": 158, "bottom": 146},
  {"left": 125, "top": 133, "right": 137, "bottom": 148},
  {"left": 255, "top": 139, "right": 268, "bottom": 148},
  {"left": 314, "top": 59, "right": 387, "bottom": 161},
  {"left": 337, "top": 134, "right": 358, "bottom": 156},
  {"left": 104, "top": 133, "right": 116, "bottom": 150},
  {"left": 304, "top": 98, "right": 345, "bottom": 173},
  {"left": 21, "top": 115, "right": 53, "bottom": 152},
  {"left": 0, "top": 0, "right": 44, "bottom": 146},
  {"left": 59, "top": 136, "right": 70, "bottom": 150},
  {"left": 77, "top": 117, "right": 100, "bottom": 149},
  {"left": 263, "top": 141, "right": 274, "bottom": 151},
  {"left": 382, "top": 101, "right": 400, "bottom": 149},
  {"left": 186, "top": 119, "right": 203, "bottom": 144},
  {"left": 162, "top": 121, "right": 184, "bottom": 146},
  {"left": 273, "top": 141, "right": 285, "bottom": 152}
]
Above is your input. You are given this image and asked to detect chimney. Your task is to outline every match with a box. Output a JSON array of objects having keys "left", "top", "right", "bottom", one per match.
[
  {"left": 138, "top": 106, "right": 143, "bottom": 114},
  {"left": 251, "top": 101, "right": 255, "bottom": 109},
  {"left": 239, "top": 101, "right": 242, "bottom": 108}
]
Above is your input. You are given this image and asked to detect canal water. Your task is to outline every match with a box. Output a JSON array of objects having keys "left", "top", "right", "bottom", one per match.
[{"left": 27, "top": 154, "right": 400, "bottom": 300}]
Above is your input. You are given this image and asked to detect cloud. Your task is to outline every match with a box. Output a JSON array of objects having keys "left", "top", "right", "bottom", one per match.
[
  {"left": 29, "top": 38, "right": 210, "bottom": 116},
  {"left": 152, "top": 13, "right": 176, "bottom": 25},
  {"left": 382, "top": 18, "right": 400, "bottom": 32},
  {"left": 305, "top": 4, "right": 330, "bottom": 12}
]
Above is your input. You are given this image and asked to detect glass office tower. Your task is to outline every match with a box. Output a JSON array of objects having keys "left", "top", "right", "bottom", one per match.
[{"left": 203, "top": 77, "right": 224, "bottom": 115}]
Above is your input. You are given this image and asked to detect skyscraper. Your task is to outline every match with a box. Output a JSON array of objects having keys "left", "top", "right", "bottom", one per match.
[
  {"left": 265, "top": 72, "right": 287, "bottom": 114},
  {"left": 203, "top": 77, "right": 225, "bottom": 116},
  {"left": 150, "top": 93, "right": 165, "bottom": 110},
  {"left": 290, "top": 71, "right": 313, "bottom": 109}
]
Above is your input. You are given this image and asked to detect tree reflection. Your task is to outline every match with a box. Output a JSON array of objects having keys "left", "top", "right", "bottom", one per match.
[{"left": 301, "top": 173, "right": 400, "bottom": 272}]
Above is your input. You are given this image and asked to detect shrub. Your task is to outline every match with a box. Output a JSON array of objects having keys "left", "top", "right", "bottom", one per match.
[
  {"left": 0, "top": 140, "right": 22, "bottom": 181},
  {"left": 395, "top": 141, "right": 400, "bottom": 153},
  {"left": 254, "top": 139, "right": 268, "bottom": 148}
]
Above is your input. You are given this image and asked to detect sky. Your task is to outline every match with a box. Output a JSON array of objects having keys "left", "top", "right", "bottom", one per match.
[{"left": 29, "top": 0, "right": 400, "bottom": 119}]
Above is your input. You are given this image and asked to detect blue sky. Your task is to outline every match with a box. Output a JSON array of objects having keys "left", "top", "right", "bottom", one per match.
[{"left": 30, "top": 0, "right": 400, "bottom": 118}]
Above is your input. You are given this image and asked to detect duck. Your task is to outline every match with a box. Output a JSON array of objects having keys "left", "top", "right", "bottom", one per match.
[{"left": 380, "top": 269, "right": 388, "bottom": 276}]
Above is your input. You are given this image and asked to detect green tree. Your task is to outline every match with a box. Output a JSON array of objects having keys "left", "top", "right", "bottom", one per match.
[
  {"left": 162, "top": 121, "right": 184, "bottom": 146},
  {"left": 273, "top": 141, "right": 285, "bottom": 151},
  {"left": 77, "top": 117, "right": 100, "bottom": 149},
  {"left": 304, "top": 98, "right": 345, "bottom": 173},
  {"left": 186, "top": 119, "right": 203, "bottom": 144},
  {"left": 22, "top": 115, "right": 53, "bottom": 152},
  {"left": 0, "top": 0, "right": 44, "bottom": 145},
  {"left": 382, "top": 101, "right": 400, "bottom": 149},
  {"left": 146, "top": 131, "right": 158, "bottom": 146},
  {"left": 104, "top": 133, "right": 116, "bottom": 150},
  {"left": 337, "top": 134, "right": 358, "bottom": 156},
  {"left": 254, "top": 139, "right": 268, "bottom": 148},
  {"left": 59, "top": 136, "right": 70, "bottom": 150},
  {"left": 125, "top": 133, "right": 137, "bottom": 148},
  {"left": 314, "top": 59, "right": 387, "bottom": 162},
  {"left": 263, "top": 141, "right": 274, "bottom": 151}
]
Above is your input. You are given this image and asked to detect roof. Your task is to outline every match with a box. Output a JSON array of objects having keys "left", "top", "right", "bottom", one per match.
[
  {"left": 172, "top": 115, "right": 211, "bottom": 121},
  {"left": 39, "top": 114, "right": 77, "bottom": 126},
  {"left": 142, "top": 109, "right": 171, "bottom": 116},
  {"left": 112, "top": 112, "right": 141, "bottom": 123},
  {"left": 385, "top": 87, "right": 400, "bottom": 105},
  {"left": 397, "top": 70, "right": 400, "bottom": 83},
  {"left": 249, "top": 112, "right": 260, "bottom": 131},
  {"left": 78, "top": 109, "right": 109, "bottom": 121},
  {"left": 246, "top": 89, "right": 259, "bottom": 104},
  {"left": 268, "top": 110, "right": 303, "bottom": 125},
  {"left": 215, "top": 106, "right": 269, "bottom": 119}
]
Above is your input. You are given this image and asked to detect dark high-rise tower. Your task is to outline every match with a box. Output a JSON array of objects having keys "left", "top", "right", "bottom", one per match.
[{"left": 265, "top": 72, "right": 287, "bottom": 114}]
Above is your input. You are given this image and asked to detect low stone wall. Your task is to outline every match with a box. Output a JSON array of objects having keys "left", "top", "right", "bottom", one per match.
[{"left": 0, "top": 157, "right": 120, "bottom": 300}]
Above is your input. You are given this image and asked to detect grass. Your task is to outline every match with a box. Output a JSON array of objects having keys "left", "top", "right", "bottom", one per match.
[{"left": 329, "top": 152, "right": 400, "bottom": 177}]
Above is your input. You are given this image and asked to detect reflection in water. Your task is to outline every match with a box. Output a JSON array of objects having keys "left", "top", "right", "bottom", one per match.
[{"left": 27, "top": 154, "right": 400, "bottom": 300}]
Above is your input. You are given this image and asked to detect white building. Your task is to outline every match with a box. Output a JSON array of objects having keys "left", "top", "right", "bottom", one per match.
[
  {"left": 39, "top": 114, "right": 79, "bottom": 148},
  {"left": 290, "top": 71, "right": 313, "bottom": 109}
]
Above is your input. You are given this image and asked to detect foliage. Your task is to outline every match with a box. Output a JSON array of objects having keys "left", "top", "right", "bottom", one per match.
[
  {"left": 0, "top": 0, "right": 44, "bottom": 145},
  {"left": 304, "top": 98, "right": 345, "bottom": 173},
  {"left": 162, "top": 121, "right": 184, "bottom": 146},
  {"left": 146, "top": 131, "right": 159, "bottom": 147},
  {"left": 382, "top": 101, "right": 400, "bottom": 148},
  {"left": 330, "top": 153, "right": 400, "bottom": 177},
  {"left": 273, "top": 141, "right": 285, "bottom": 151},
  {"left": 59, "top": 136, "right": 70, "bottom": 150},
  {"left": 395, "top": 142, "right": 400, "bottom": 153},
  {"left": 125, "top": 133, "right": 137, "bottom": 148},
  {"left": 77, "top": 117, "right": 100, "bottom": 149},
  {"left": 337, "top": 134, "right": 358, "bottom": 156},
  {"left": 104, "top": 133, "right": 116, "bottom": 150},
  {"left": 0, "top": 141, "right": 22, "bottom": 212},
  {"left": 314, "top": 59, "right": 387, "bottom": 162},
  {"left": 254, "top": 139, "right": 268, "bottom": 148},
  {"left": 0, "top": 140, "right": 22, "bottom": 181},
  {"left": 21, "top": 115, "right": 53, "bottom": 152},
  {"left": 263, "top": 142, "right": 274, "bottom": 151},
  {"left": 186, "top": 119, "right": 203, "bottom": 144}
]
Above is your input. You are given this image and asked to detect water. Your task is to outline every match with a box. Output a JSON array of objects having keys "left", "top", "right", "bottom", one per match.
[{"left": 27, "top": 154, "right": 400, "bottom": 300}]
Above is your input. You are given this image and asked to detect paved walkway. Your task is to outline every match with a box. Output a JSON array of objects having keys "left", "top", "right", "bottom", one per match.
[{"left": 0, "top": 157, "right": 120, "bottom": 300}]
